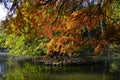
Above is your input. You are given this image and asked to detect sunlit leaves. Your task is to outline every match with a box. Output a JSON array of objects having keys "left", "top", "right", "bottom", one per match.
[{"left": 2, "top": 0, "right": 120, "bottom": 56}]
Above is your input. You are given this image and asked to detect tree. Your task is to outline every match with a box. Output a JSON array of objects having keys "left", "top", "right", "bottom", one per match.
[{"left": 1, "top": 0, "right": 120, "bottom": 57}]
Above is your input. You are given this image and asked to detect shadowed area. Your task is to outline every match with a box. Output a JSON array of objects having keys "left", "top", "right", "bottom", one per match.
[{"left": 0, "top": 52, "right": 8, "bottom": 61}]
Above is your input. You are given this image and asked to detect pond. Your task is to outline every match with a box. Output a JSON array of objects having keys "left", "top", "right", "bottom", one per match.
[{"left": 0, "top": 59, "right": 119, "bottom": 80}]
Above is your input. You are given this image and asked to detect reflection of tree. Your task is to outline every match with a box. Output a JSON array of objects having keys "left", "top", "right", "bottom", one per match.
[
  {"left": 6, "top": 60, "right": 50, "bottom": 80},
  {"left": 0, "top": 62, "right": 5, "bottom": 77}
]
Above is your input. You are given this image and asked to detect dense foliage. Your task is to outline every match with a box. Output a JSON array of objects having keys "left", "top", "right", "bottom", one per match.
[{"left": 0, "top": 0, "right": 120, "bottom": 57}]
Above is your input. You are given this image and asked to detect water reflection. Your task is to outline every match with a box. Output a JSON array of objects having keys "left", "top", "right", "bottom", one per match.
[
  {"left": 6, "top": 60, "right": 49, "bottom": 80},
  {"left": 0, "top": 59, "right": 119, "bottom": 80},
  {"left": 0, "top": 62, "right": 5, "bottom": 77},
  {"left": 0, "top": 62, "right": 7, "bottom": 80}
]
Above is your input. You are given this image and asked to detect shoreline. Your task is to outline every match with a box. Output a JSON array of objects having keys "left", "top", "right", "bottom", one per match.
[
  {"left": 31, "top": 56, "right": 111, "bottom": 66},
  {"left": 0, "top": 52, "right": 119, "bottom": 66}
]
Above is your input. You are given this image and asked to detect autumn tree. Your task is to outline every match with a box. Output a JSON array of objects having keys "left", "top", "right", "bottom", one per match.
[{"left": 1, "top": 0, "right": 120, "bottom": 57}]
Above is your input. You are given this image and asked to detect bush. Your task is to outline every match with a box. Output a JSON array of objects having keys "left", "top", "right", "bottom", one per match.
[{"left": 2, "top": 34, "right": 48, "bottom": 56}]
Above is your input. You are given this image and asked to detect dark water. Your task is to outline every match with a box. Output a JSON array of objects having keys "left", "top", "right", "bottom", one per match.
[{"left": 0, "top": 59, "right": 120, "bottom": 80}]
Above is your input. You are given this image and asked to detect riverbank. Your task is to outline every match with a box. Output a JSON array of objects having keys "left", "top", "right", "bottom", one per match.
[
  {"left": 31, "top": 55, "right": 114, "bottom": 66},
  {"left": 33, "top": 56, "right": 86, "bottom": 66},
  {"left": 6, "top": 53, "right": 119, "bottom": 66},
  {"left": 0, "top": 51, "right": 120, "bottom": 67}
]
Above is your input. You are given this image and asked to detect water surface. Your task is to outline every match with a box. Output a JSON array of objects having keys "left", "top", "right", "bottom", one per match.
[{"left": 0, "top": 59, "right": 119, "bottom": 80}]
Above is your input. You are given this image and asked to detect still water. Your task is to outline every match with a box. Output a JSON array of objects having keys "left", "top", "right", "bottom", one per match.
[{"left": 0, "top": 59, "right": 119, "bottom": 80}]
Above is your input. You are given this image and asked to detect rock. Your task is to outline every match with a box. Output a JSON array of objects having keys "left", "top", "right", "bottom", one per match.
[{"left": 32, "top": 55, "right": 91, "bottom": 66}]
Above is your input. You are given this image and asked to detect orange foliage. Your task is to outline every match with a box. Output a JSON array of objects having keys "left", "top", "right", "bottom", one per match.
[
  {"left": 3, "top": 0, "right": 117, "bottom": 57},
  {"left": 43, "top": 26, "right": 53, "bottom": 38}
]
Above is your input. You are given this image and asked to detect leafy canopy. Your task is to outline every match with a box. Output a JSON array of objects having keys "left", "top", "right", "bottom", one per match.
[{"left": 1, "top": 0, "right": 120, "bottom": 56}]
